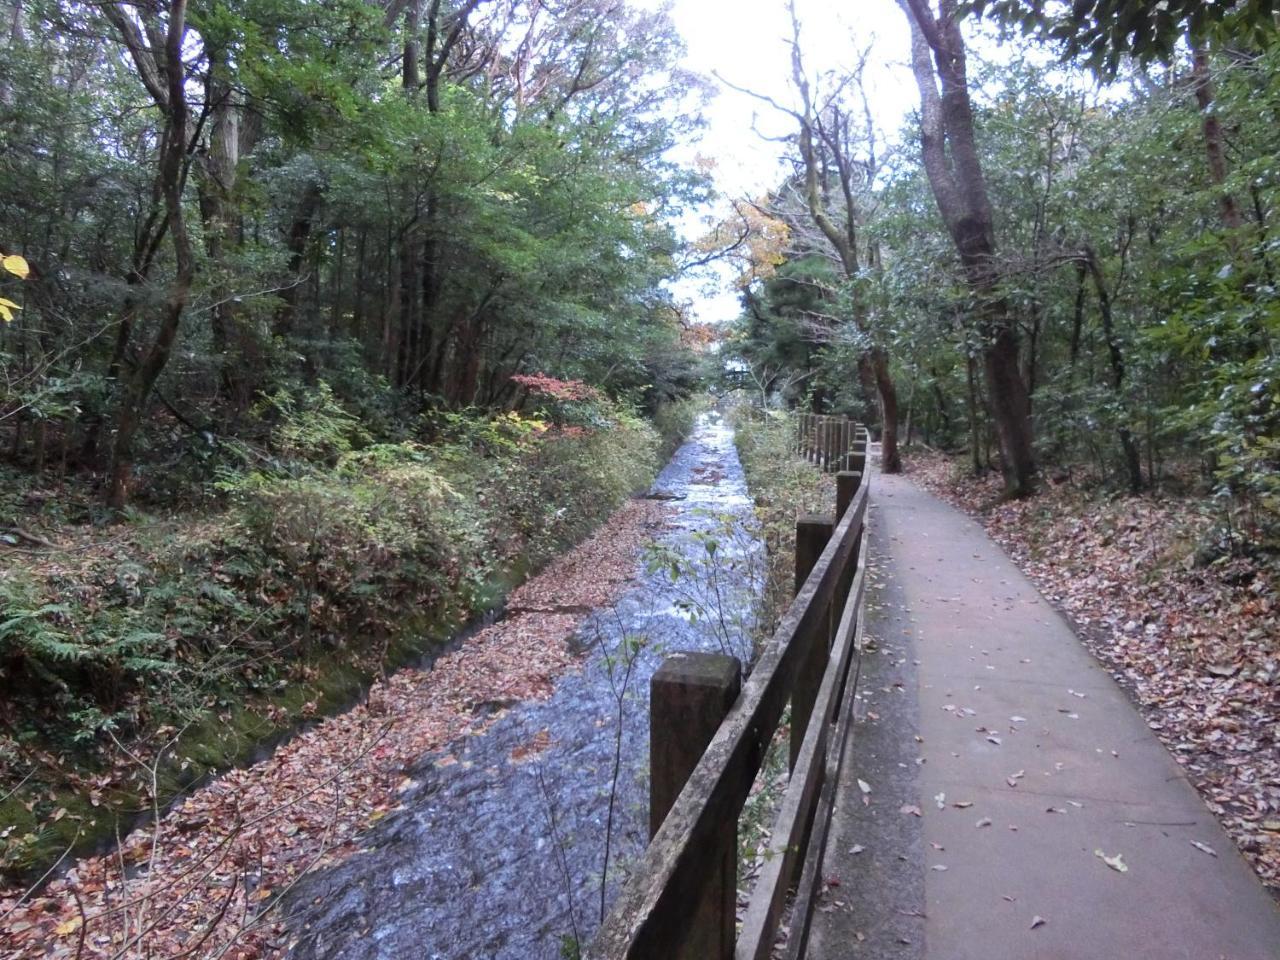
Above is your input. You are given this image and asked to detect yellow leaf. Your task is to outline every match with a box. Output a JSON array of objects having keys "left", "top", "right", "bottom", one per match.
[
  {"left": 2, "top": 254, "right": 29, "bottom": 279},
  {"left": 55, "top": 917, "right": 82, "bottom": 936},
  {"left": 0, "top": 298, "right": 20, "bottom": 322}
]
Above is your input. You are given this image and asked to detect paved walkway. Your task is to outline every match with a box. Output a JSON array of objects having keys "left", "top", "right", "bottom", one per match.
[{"left": 809, "top": 471, "right": 1280, "bottom": 960}]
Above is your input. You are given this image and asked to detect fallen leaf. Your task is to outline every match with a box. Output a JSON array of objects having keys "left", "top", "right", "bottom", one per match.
[
  {"left": 900, "top": 804, "right": 923, "bottom": 817},
  {"left": 1190, "top": 840, "right": 1217, "bottom": 857},
  {"left": 976, "top": 817, "right": 993, "bottom": 828},
  {"left": 1031, "top": 916, "right": 1046, "bottom": 930},
  {"left": 1095, "top": 849, "right": 1128, "bottom": 873}
]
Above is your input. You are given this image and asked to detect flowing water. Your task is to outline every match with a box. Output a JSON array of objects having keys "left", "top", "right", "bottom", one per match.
[{"left": 283, "top": 412, "right": 764, "bottom": 960}]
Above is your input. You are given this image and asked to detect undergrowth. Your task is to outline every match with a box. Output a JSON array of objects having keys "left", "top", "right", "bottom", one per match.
[
  {"left": 732, "top": 405, "right": 832, "bottom": 638},
  {"left": 729, "top": 402, "right": 833, "bottom": 886},
  {"left": 0, "top": 380, "right": 693, "bottom": 882}
]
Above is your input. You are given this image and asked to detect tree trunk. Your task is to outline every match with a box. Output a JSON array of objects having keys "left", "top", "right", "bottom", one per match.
[
  {"left": 1190, "top": 44, "right": 1243, "bottom": 233},
  {"left": 1069, "top": 259, "right": 1086, "bottom": 365},
  {"left": 899, "top": 0, "right": 1036, "bottom": 496},
  {"left": 107, "top": 0, "right": 193, "bottom": 510},
  {"left": 780, "top": 5, "right": 902, "bottom": 470},
  {"left": 965, "top": 353, "right": 982, "bottom": 475},
  {"left": 394, "top": 0, "right": 424, "bottom": 389},
  {"left": 272, "top": 182, "right": 324, "bottom": 339},
  {"left": 873, "top": 348, "right": 902, "bottom": 473},
  {"left": 1082, "top": 246, "right": 1143, "bottom": 492},
  {"left": 197, "top": 47, "right": 257, "bottom": 409},
  {"left": 929, "top": 366, "right": 952, "bottom": 439},
  {"left": 981, "top": 321, "right": 1035, "bottom": 491}
]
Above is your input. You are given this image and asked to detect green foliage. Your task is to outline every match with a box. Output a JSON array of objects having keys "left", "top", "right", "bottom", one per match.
[
  {"left": 0, "top": 383, "right": 665, "bottom": 757},
  {"left": 0, "top": 0, "right": 709, "bottom": 507},
  {"left": 651, "top": 395, "right": 709, "bottom": 455},
  {"left": 256, "top": 382, "right": 373, "bottom": 466},
  {"left": 732, "top": 406, "right": 832, "bottom": 637},
  {"left": 969, "top": 0, "right": 1279, "bottom": 75}
]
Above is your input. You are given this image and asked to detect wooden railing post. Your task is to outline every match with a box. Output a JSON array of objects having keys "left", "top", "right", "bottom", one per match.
[
  {"left": 835, "top": 470, "right": 860, "bottom": 520},
  {"left": 649, "top": 652, "right": 743, "bottom": 960},
  {"left": 848, "top": 439, "right": 867, "bottom": 476},
  {"left": 792, "top": 514, "right": 833, "bottom": 769}
]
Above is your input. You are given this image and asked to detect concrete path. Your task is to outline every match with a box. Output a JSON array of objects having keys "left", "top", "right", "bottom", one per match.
[{"left": 808, "top": 471, "right": 1280, "bottom": 960}]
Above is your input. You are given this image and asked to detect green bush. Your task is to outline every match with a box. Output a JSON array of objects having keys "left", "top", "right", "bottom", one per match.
[
  {"left": 228, "top": 442, "right": 492, "bottom": 645},
  {"left": 651, "top": 394, "right": 708, "bottom": 455},
  {"left": 732, "top": 405, "right": 832, "bottom": 637},
  {"left": 0, "top": 379, "right": 667, "bottom": 762}
]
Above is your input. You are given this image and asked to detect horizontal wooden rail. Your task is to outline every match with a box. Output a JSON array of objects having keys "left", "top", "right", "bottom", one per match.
[
  {"left": 588, "top": 465, "right": 870, "bottom": 960},
  {"left": 737, "top": 526, "right": 867, "bottom": 959}
]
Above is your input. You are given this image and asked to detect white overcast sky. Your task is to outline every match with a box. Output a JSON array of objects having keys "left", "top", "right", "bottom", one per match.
[{"left": 636, "top": 0, "right": 920, "bottom": 323}]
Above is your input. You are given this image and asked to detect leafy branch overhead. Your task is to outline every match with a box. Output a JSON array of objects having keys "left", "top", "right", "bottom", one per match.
[{"left": 967, "top": 0, "right": 1279, "bottom": 74}]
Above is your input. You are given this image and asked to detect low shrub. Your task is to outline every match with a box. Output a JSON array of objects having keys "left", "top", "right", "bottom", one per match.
[
  {"left": 1, "top": 380, "right": 666, "bottom": 753},
  {"left": 651, "top": 394, "right": 708, "bottom": 456},
  {"left": 732, "top": 405, "right": 832, "bottom": 637}
]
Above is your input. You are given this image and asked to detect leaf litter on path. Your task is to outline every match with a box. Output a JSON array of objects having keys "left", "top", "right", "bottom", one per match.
[{"left": 909, "top": 453, "right": 1280, "bottom": 896}]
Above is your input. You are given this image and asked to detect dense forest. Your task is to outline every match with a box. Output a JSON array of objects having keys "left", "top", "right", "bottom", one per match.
[
  {"left": 733, "top": 0, "right": 1280, "bottom": 533},
  {"left": 1, "top": 0, "right": 710, "bottom": 502},
  {"left": 1, "top": 0, "right": 1278, "bottom": 954},
  {"left": 0, "top": 0, "right": 716, "bottom": 880}
]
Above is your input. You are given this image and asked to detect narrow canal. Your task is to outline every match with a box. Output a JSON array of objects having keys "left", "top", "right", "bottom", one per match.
[{"left": 283, "top": 412, "right": 764, "bottom": 959}]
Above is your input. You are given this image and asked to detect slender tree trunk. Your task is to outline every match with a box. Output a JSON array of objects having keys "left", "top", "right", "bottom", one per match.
[
  {"left": 273, "top": 183, "right": 323, "bottom": 338},
  {"left": 1190, "top": 44, "right": 1243, "bottom": 233},
  {"left": 197, "top": 46, "right": 257, "bottom": 409},
  {"left": 900, "top": 0, "right": 1036, "bottom": 496},
  {"left": 929, "top": 367, "right": 952, "bottom": 438},
  {"left": 873, "top": 348, "right": 902, "bottom": 472},
  {"left": 966, "top": 353, "right": 981, "bottom": 475},
  {"left": 1082, "top": 246, "right": 1143, "bottom": 492},
  {"left": 1069, "top": 259, "right": 1086, "bottom": 365},
  {"left": 778, "top": 5, "right": 903, "bottom": 470},
  {"left": 395, "top": 0, "right": 423, "bottom": 389},
  {"left": 108, "top": 0, "right": 193, "bottom": 510}
]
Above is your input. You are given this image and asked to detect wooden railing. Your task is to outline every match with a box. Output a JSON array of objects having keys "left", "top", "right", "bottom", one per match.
[
  {"left": 796, "top": 414, "right": 866, "bottom": 474},
  {"left": 588, "top": 462, "right": 871, "bottom": 960}
]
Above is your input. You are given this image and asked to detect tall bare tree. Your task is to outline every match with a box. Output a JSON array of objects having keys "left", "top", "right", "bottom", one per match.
[{"left": 722, "top": 3, "right": 903, "bottom": 471}]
